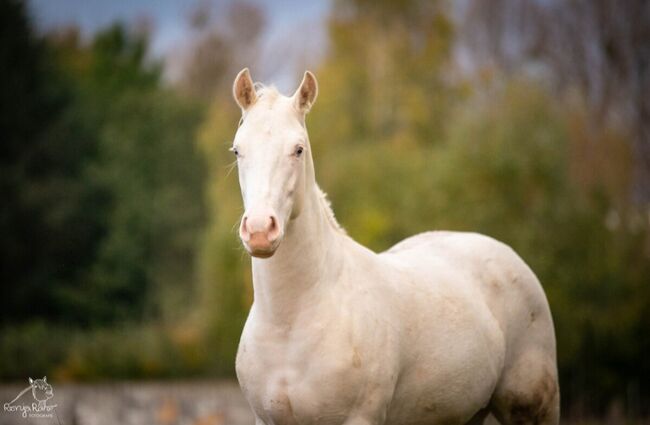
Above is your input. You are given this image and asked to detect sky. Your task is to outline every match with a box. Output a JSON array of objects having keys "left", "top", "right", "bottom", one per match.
[{"left": 27, "top": 0, "right": 331, "bottom": 90}]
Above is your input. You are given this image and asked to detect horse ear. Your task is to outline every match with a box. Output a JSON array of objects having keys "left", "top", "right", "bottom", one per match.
[
  {"left": 233, "top": 68, "right": 258, "bottom": 112},
  {"left": 29, "top": 378, "right": 34, "bottom": 385},
  {"left": 293, "top": 71, "right": 318, "bottom": 114},
  {"left": 43, "top": 376, "right": 47, "bottom": 383}
]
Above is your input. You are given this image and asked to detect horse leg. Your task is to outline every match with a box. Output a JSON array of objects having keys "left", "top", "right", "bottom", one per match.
[{"left": 489, "top": 350, "right": 560, "bottom": 425}]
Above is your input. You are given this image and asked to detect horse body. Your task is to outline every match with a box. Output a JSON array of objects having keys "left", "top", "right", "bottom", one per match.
[
  {"left": 381, "top": 231, "right": 558, "bottom": 424},
  {"left": 230, "top": 69, "right": 559, "bottom": 425}
]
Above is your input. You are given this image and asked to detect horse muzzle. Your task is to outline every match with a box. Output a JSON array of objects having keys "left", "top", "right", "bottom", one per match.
[{"left": 239, "top": 209, "right": 283, "bottom": 258}]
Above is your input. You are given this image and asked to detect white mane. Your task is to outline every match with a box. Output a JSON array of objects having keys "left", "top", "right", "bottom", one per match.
[
  {"left": 254, "top": 83, "right": 280, "bottom": 104},
  {"left": 239, "top": 84, "right": 281, "bottom": 127},
  {"left": 316, "top": 186, "right": 346, "bottom": 234}
]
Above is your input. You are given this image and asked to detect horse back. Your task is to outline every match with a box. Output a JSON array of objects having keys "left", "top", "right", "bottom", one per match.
[{"left": 381, "top": 230, "right": 556, "bottom": 361}]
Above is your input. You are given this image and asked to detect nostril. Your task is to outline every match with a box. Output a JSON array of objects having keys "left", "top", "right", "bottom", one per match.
[
  {"left": 240, "top": 216, "right": 251, "bottom": 241},
  {"left": 267, "top": 215, "right": 280, "bottom": 241}
]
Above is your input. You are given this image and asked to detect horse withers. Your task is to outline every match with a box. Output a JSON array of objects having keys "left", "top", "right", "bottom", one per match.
[{"left": 230, "top": 68, "right": 559, "bottom": 425}]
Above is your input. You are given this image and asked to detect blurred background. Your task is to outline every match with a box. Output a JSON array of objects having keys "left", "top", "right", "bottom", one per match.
[{"left": 1, "top": 0, "right": 649, "bottom": 423}]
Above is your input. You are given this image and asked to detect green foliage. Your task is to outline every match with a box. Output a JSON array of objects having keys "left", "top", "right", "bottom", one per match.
[
  {"left": 0, "top": 1, "right": 205, "bottom": 327},
  {"left": 196, "top": 99, "right": 251, "bottom": 375},
  {"left": 0, "top": 323, "right": 207, "bottom": 380},
  {"left": 79, "top": 88, "right": 205, "bottom": 324},
  {"left": 55, "top": 324, "right": 207, "bottom": 380},
  {"left": 0, "top": 323, "right": 71, "bottom": 379},
  {"left": 0, "top": 0, "right": 107, "bottom": 324},
  {"left": 58, "top": 25, "right": 205, "bottom": 325},
  {"left": 0, "top": 0, "right": 206, "bottom": 379},
  {"left": 315, "top": 0, "right": 456, "bottom": 149},
  {"left": 88, "top": 24, "right": 159, "bottom": 93}
]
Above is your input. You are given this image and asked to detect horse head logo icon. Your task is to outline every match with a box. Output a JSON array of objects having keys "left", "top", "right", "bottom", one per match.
[
  {"left": 3, "top": 375, "right": 58, "bottom": 419},
  {"left": 28, "top": 377, "right": 54, "bottom": 409}
]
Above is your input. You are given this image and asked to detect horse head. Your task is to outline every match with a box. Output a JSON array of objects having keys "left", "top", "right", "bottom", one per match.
[
  {"left": 29, "top": 377, "right": 53, "bottom": 402},
  {"left": 231, "top": 68, "right": 318, "bottom": 258}
]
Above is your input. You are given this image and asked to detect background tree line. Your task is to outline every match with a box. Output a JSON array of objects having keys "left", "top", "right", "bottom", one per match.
[{"left": 1, "top": 0, "right": 648, "bottom": 420}]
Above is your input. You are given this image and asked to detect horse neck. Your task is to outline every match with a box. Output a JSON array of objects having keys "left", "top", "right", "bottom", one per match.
[{"left": 251, "top": 174, "right": 343, "bottom": 325}]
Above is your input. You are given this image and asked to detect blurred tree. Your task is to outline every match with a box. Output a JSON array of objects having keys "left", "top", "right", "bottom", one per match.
[
  {"left": 0, "top": 6, "right": 205, "bottom": 327},
  {"left": 79, "top": 88, "right": 204, "bottom": 324},
  {"left": 0, "top": 0, "right": 107, "bottom": 324},
  {"left": 87, "top": 23, "right": 160, "bottom": 93},
  {"left": 460, "top": 0, "right": 650, "bottom": 204},
  {"left": 176, "top": 2, "right": 266, "bottom": 102},
  {"left": 50, "top": 24, "right": 206, "bottom": 325},
  {"left": 197, "top": 94, "right": 250, "bottom": 375},
  {"left": 311, "top": 0, "right": 457, "bottom": 151}
]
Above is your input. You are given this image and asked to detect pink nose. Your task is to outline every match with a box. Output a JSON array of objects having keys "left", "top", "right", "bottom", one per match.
[{"left": 239, "top": 210, "right": 281, "bottom": 256}]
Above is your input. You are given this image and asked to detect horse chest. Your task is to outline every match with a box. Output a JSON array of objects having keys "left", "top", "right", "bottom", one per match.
[{"left": 237, "top": 323, "right": 366, "bottom": 424}]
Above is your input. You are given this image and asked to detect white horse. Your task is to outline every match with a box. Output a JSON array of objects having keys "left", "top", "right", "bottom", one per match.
[{"left": 231, "top": 68, "right": 559, "bottom": 425}]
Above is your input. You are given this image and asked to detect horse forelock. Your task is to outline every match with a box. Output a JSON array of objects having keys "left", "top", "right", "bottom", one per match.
[
  {"left": 254, "top": 83, "right": 280, "bottom": 105},
  {"left": 238, "top": 83, "right": 281, "bottom": 127}
]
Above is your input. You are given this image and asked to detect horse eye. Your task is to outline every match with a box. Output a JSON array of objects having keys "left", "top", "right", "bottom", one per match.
[
  {"left": 230, "top": 146, "right": 240, "bottom": 157},
  {"left": 295, "top": 146, "right": 304, "bottom": 157}
]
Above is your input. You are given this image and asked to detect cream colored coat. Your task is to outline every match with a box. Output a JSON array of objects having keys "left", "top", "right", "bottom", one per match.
[{"left": 230, "top": 69, "right": 559, "bottom": 425}]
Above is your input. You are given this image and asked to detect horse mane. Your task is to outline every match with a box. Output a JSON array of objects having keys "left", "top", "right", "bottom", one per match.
[
  {"left": 254, "top": 83, "right": 280, "bottom": 104},
  {"left": 316, "top": 186, "right": 346, "bottom": 234},
  {"left": 239, "top": 83, "right": 281, "bottom": 127}
]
